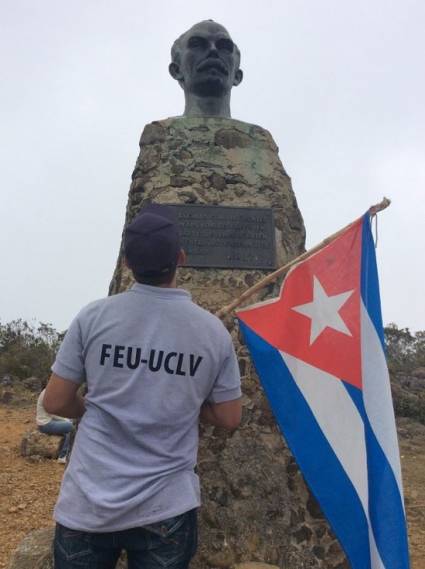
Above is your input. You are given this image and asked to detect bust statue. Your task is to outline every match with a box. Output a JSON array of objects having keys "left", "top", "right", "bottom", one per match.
[{"left": 169, "top": 20, "right": 243, "bottom": 118}]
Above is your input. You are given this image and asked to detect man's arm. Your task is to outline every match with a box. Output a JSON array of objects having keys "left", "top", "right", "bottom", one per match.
[
  {"left": 200, "top": 398, "right": 242, "bottom": 430},
  {"left": 43, "top": 373, "right": 86, "bottom": 419}
]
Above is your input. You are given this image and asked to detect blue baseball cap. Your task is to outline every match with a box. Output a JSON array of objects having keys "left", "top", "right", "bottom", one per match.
[{"left": 124, "top": 204, "right": 181, "bottom": 277}]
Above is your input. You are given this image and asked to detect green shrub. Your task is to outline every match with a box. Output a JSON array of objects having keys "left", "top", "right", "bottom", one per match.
[
  {"left": 384, "top": 323, "right": 425, "bottom": 373},
  {"left": 0, "top": 319, "right": 63, "bottom": 381}
]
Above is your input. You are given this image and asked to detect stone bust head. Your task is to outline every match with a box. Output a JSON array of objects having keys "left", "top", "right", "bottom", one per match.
[{"left": 169, "top": 20, "right": 243, "bottom": 118}]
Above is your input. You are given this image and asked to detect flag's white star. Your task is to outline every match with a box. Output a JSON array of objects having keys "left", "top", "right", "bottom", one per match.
[{"left": 292, "top": 276, "right": 354, "bottom": 345}]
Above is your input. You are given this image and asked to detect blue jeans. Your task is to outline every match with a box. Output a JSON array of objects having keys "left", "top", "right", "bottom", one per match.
[
  {"left": 38, "top": 419, "right": 74, "bottom": 458},
  {"left": 54, "top": 509, "right": 198, "bottom": 569}
]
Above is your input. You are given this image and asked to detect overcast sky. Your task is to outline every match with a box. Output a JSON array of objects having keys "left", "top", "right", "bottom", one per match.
[{"left": 1, "top": 0, "right": 424, "bottom": 332}]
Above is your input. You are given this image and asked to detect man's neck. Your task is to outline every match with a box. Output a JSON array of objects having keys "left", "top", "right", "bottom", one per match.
[
  {"left": 183, "top": 94, "right": 232, "bottom": 118},
  {"left": 157, "top": 275, "right": 178, "bottom": 288}
]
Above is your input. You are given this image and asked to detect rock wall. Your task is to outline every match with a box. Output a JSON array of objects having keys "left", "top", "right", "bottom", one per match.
[
  {"left": 109, "top": 116, "right": 305, "bottom": 298},
  {"left": 108, "top": 117, "right": 348, "bottom": 568}
]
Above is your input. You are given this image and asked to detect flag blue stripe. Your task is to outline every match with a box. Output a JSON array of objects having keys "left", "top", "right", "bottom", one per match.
[
  {"left": 343, "top": 382, "right": 410, "bottom": 569},
  {"left": 365, "top": 410, "right": 410, "bottom": 569},
  {"left": 360, "top": 214, "right": 385, "bottom": 350},
  {"left": 359, "top": 215, "right": 410, "bottom": 569},
  {"left": 239, "top": 320, "right": 371, "bottom": 569}
]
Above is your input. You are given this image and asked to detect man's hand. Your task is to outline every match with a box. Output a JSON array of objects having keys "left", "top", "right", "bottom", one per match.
[
  {"left": 200, "top": 398, "right": 242, "bottom": 430},
  {"left": 44, "top": 373, "right": 86, "bottom": 419}
]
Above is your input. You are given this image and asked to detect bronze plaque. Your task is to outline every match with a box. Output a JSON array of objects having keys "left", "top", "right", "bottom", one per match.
[{"left": 169, "top": 204, "right": 276, "bottom": 269}]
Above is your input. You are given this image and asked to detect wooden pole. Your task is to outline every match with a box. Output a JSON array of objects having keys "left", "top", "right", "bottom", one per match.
[{"left": 215, "top": 197, "right": 391, "bottom": 319}]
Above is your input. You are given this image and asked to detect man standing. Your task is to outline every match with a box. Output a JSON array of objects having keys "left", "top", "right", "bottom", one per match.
[{"left": 44, "top": 204, "right": 242, "bottom": 569}]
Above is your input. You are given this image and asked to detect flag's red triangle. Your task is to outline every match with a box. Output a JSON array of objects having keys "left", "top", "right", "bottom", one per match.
[{"left": 238, "top": 220, "right": 363, "bottom": 389}]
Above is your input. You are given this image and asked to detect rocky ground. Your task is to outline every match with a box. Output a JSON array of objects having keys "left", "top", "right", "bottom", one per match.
[
  {"left": 0, "top": 403, "right": 64, "bottom": 568},
  {"left": 0, "top": 393, "right": 424, "bottom": 569}
]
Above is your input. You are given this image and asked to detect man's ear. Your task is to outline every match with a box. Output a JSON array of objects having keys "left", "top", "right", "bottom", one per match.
[
  {"left": 177, "top": 249, "right": 187, "bottom": 267},
  {"left": 233, "top": 68, "right": 243, "bottom": 87},
  {"left": 169, "top": 62, "right": 184, "bottom": 82}
]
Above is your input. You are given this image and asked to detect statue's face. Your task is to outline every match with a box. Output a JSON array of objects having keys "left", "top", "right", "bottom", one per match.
[{"left": 171, "top": 22, "right": 242, "bottom": 97}]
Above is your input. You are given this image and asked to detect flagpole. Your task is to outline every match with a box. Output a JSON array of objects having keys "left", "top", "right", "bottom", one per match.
[{"left": 216, "top": 197, "right": 391, "bottom": 319}]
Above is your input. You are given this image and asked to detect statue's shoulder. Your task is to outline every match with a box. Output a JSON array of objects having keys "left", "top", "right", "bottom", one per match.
[
  {"left": 138, "top": 117, "right": 189, "bottom": 146},
  {"left": 139, "top": 116, "right": 276, "bottom": 148},
  {"left": 138, "top": 120, "right": 169, "bottom": 147}
]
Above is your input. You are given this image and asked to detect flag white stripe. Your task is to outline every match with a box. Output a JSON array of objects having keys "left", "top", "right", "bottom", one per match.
[
  {"left": 280, "top": 352, "right": 369, "bottom": 513},
  {"left": 281, "top": 352, "right": 385, "bottom": 569},
  {"left": 360, "top": 301, "right": 404, "bottom": 499}
]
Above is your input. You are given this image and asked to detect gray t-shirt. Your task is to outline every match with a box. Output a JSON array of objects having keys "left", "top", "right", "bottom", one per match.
[{"left": 52, "top": 284, "right": 241, "bottom": 532}]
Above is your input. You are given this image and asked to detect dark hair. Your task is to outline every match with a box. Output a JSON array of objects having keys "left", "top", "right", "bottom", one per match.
[{"left": 133, "top": 268, "right": 177, "bottom": 287}]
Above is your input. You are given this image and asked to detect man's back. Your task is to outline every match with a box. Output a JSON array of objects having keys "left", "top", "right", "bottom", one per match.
[
  {"left": 45, "top": 205, "right": 241, "bottom": 569},
  {"left": 52, "top": 283, "right": 240, "bottom": 532}
]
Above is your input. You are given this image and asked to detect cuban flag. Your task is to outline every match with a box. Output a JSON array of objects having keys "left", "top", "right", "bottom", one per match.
[{"left": 237, "top": 214, "right": 410, "bottom": 569}]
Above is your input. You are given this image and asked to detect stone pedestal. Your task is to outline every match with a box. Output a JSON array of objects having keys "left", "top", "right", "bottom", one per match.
[
  {"left": 109, "top": 116, "right": 305, "bottom": 301},
  {"left": 107, "top": 117, "right": 346, "bottom": 568}
]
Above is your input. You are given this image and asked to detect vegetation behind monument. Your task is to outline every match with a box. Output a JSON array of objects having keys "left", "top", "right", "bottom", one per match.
[
  {"left": 0, "top": 320, "right": 62, "bottom": 382},
  {"left": 1, "top": 319, "right": 423, "bottom": 420}
]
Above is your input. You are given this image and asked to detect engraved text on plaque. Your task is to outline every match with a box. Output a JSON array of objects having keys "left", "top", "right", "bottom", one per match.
[{"left": 169, "top": 204, "right": 276, "bottom": 270}]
